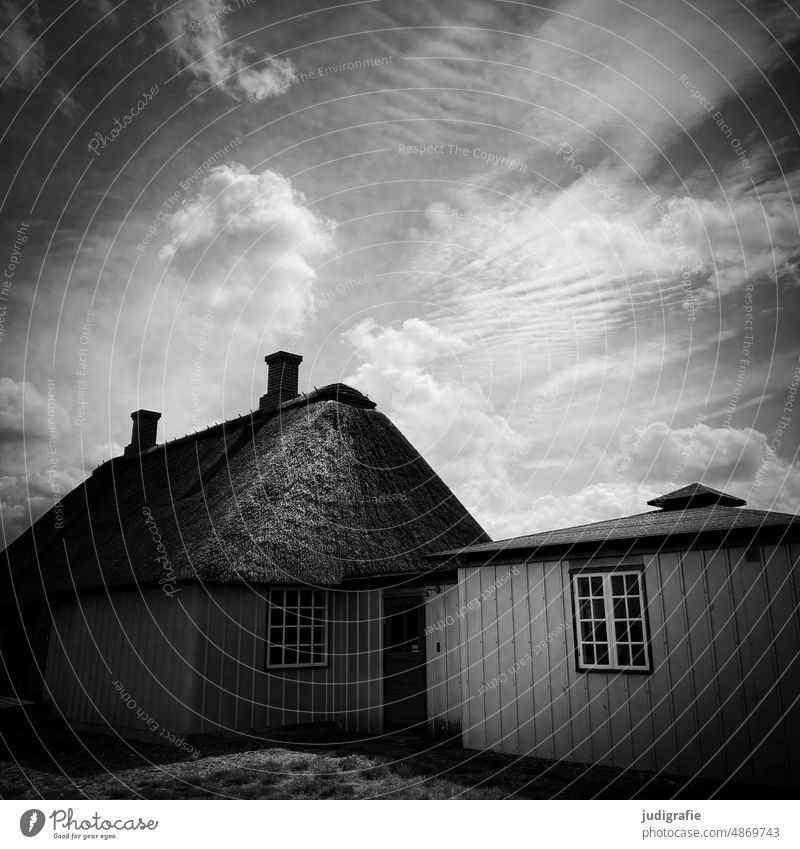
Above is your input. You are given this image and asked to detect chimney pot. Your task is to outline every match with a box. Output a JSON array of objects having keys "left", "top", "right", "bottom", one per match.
[
  {"left": 124, "top": 409, "right": 161, "bottom": 457},
  {"left": 260, "top": 351, "right": 303, "bottom": 412}
]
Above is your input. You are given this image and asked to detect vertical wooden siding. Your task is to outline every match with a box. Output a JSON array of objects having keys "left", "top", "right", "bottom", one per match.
[
  {"left": 458, "top": 544, "right": 800, "bottom": 788},
  {"left": 44, "top": 586, "right": 204, "bottom": 738},
  {"left": 196, "top": 585, "right": 383, "bottom": 735}
]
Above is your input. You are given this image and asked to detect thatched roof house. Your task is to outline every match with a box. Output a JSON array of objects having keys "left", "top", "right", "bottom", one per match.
[{"left": 1, "top": 352, "right": 487, "bottom": 737}]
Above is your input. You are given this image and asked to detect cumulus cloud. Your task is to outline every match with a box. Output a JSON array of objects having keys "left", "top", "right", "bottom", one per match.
[
  {"left": 344, "top": 317, "right": 523, "bottom": 536},
  {"left": 0, "top": 1, "right": 46, "bottom": 91},
  {"left": 160, "top": 0, "right": 296, "bottom": 102},
  {"left": 516, "top": 419, "right": 800, "bottom": 537},
  {"left": 524, "top": 482, "right": 662, "bottom": 534},
  {"left": 0, "top": 378, "right": 108, "bottom": 546},
  {"left": 161, "top": 162, "right": 333, "bottom": 336},
  {"left": 615, "top": 419, "right": 800, "bottom": 511}
]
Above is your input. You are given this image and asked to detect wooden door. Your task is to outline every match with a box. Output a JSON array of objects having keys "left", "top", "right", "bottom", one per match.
[{"left": 383, "top": 596, "right": 427, "bottom": 730}]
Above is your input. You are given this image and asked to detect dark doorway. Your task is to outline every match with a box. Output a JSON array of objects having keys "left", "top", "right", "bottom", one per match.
[
  {"left": 383, "top": 596, "right": 427, "bottom": 730},
  {"left": 0, "top": 604, "right": 50, "bottom": 702}
]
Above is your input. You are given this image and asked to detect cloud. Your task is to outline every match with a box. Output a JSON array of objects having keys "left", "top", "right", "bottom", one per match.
[
  {"left": 344, "top": 317, "right": 523, "bottom": 537},
  {"left": 517, "top": 419, "right": 800, "bottom": 536},
  {"left": 507, "top": 0, "right": 799, "bottom": 170},
  {"left": 0, "top": 1, "right": 45, "bottom": 92},
  {"left": 0, "top": 378, "right": 110, "bottom": 546},
  {"left": 125, "top": 161, "right": 336, "bottom": 430},
  {"left": 160, "top": 162, "right": 333, "bottom": 334},
  {"left": 160, "top": 0, "right": 296, "bottom": 102},
  {"left": 53, "top": 86, "right": 81, "bottom": 118},
  {"left": 615, "top": 419, "right": 800, "bottom": 510},
  {"left": 524, "top": 482, "right": 662, "bottom": 534}
]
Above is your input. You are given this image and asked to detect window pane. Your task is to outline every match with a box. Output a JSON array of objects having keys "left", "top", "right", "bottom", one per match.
[
  {"left": 613, "top": 597, "right": 626, "bottom": 617},
  {"left": 625, "top": 574, "right": 639, "bottom": 594},
  {"left": 593, "top": 622, "right": 607, "bottom": 642},
  {"left": 579, "top": 598, "right": 591, "bottom": 617},
  {"left": 581, "top": 621, "right": 594, "bottom": 640},
  {"left": 611, "top": 575, "right": 625, "bottom": 596},
  {"left": 629, "top": 621, "right": 643, "bottom": 642},
  {"left": 617, "top": 644, "right": 631, "bottom": 666},
  {"left": 632, "top": 645, "right": 646, "bottom": 667},
  {"left": 590, "top": 576, "right": 603, "bottom": 595},
  {"left": 584, "top": 644, "right": 596, "bottom": 665},
  {"left": 596, "top": 645, "right": 609, "bottom": 665},
  {"left": 615, "top": 621, "right": 628, "bottom": 641},
  {"left": 267, "top": 589, "right": 327, "bottom": 666},
  {"left": 592, "top": 599, "right": 605, "bottom": 619},
  {"left": 627, "top": 596, "right": 641, "bottom": 619},
  {"left": 577, "top": 577, "right": 590, "bottom": 597}
]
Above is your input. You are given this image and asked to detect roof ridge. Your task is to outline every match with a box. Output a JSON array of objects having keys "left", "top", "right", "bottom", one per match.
[{"left": 93, "top": 382, "right": 376, "bottom": 475}]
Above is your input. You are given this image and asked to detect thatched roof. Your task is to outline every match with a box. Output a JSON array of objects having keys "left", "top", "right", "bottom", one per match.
[{"left": 3, "top": 384, "right": 488, "bottom": 599}]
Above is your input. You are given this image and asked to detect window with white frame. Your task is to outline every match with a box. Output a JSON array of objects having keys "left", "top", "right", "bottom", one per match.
[
  {"left": 572, "top": 570, "right": 650, "bottom": 672},
  {"left": 266, "top": 588, "right": 328, "bottom": 668}
]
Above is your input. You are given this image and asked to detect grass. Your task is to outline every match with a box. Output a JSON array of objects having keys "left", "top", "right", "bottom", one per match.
[{"left": 0, "top": 717, "right": 782, "bottom": 800}]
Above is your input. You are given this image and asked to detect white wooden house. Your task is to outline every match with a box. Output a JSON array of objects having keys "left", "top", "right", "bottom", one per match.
[{"left": 427, "top": 483, "right": 800, "bottom": 789}]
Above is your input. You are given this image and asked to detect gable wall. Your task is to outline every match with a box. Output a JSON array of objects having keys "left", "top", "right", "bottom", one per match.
[{"left": 457, "top": 543, "right": 800, "bottom": 788}]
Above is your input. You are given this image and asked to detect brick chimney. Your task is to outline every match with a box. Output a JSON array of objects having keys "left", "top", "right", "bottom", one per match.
[
  {"left": 259, "top": 351, "right": 303, "bottom": 412},
  {"left": 124, "top": 409, "right": 161, "bottom": 457}
]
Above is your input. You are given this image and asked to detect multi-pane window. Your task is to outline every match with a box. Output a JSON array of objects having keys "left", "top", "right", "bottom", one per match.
[
  {"left": 266, "top": 588, "right": 328, "bottom": 668},
  {"left": 573, "top": 570, "right": 650, "bottom": 672}
]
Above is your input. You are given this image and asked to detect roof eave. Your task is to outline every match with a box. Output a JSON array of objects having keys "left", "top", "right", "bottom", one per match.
[{"left": 427, "top": 522, "right": 800, "bottom": 564}]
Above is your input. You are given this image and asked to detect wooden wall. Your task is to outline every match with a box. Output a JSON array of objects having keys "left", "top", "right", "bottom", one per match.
[
  {"left": 44, "top": 585, "right": 205, "bottom": 739},
  {"left": 194, "top": 585, "right": 384, "bottom": 735},
  {"left": 45, "top": 583, "right": 385, "bottom": 738},
  {"left": 457, "top": 544, "right": 800, "bottom": 789}
]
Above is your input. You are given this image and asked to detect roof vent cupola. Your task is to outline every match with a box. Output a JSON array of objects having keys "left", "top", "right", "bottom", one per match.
[
  {"left": 259, "top": 351, "right": 303, "bottom": 412},
  {"left": 124, "top": 409, "right": 161, "bottom": 457},
  {"left": 647, "top": 483, "right": 746, "bottom": 511}
]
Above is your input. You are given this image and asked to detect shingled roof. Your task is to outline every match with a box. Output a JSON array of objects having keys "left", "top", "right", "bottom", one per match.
[
  {"left": 646, "top": 482, "right": 747, "bottom": 509},
  {"left": 429, "top": 483, "right": 800, "bottom": 561},
  {"left": 2, "top": 383, "right": 488, "bottom": 599}
]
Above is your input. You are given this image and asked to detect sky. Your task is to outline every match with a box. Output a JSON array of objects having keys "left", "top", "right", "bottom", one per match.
[{"left": 1, "top": 0, "right": 800, "bottom": 545}]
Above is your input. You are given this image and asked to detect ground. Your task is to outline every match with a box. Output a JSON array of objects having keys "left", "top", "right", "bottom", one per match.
[{"left": 0, "top": 711, "right": 783, "bottom": 800}]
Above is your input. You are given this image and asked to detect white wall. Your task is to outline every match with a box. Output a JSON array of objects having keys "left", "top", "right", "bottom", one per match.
[{"left": 457, "top": 544, "right": 800, "bottom": 789}]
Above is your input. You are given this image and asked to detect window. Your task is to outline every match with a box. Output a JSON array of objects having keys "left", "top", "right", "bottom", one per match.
[
  {"left": 266, "top": 588, "right": 328, "bottom": 668},
  {"left": 572, "top": 570, "right": 650, "bottom": 672}
]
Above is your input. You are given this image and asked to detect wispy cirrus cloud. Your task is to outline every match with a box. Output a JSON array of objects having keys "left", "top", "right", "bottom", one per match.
[
  {"left": 160, "top": 0, "right": 296, "bottom": 102},
  {"left": 0, "top": 0, "right": 45, "bottom": 92}
]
